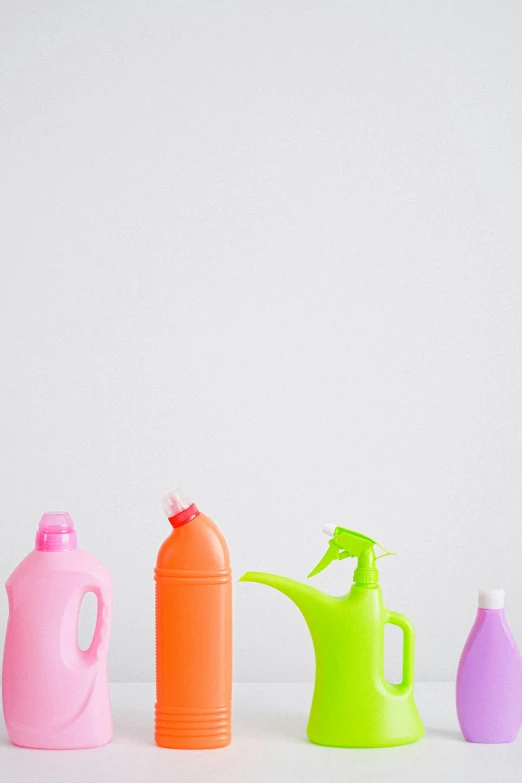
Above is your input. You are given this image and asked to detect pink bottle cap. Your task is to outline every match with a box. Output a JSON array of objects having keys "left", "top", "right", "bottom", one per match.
[{"left": 35, "top": 512, "right": 78, "bottom": 552}]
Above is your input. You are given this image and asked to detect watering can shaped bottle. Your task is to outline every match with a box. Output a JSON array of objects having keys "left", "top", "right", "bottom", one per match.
[{"left": 240, "top": 525, "right": 424, "bottom": 748}]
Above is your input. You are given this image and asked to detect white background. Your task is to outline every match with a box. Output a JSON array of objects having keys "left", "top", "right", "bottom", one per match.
[{"left": 1, "top": 1, "right": 521, "bottom": 684}]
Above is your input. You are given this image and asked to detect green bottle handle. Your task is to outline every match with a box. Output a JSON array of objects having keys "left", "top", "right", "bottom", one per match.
[{"left": 386, "top": 610, "right": 414, "bottom": 691}]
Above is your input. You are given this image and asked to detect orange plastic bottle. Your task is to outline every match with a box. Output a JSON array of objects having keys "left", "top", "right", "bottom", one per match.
[{"left": 154, "top": 491, "right": 232, "bottom": 749}]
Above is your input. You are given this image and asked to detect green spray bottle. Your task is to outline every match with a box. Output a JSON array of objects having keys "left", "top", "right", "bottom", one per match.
[{"left": 240, "top": 525, "right": 424, "bottom": 747}]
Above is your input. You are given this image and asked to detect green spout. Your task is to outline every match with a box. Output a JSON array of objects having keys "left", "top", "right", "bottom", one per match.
[{"left": 239, "top": 571, "right": 334, "bottom": 629}]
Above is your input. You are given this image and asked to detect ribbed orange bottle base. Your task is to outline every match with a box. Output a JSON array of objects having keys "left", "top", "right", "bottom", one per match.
[{"left": 154, "top": 704, "right": 231, "bottom": 749}]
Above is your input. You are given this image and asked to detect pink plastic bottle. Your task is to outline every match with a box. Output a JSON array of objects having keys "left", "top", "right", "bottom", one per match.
[
  {"left": 2, "top": 513, "right": 112, "bottom": 749},
  {"left": 456, "top": 588, "right": 522, "bottom": 743}
]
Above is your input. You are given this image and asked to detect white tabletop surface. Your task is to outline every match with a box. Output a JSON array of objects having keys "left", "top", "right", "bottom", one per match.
[{"left": 1, "top": 682, "right": 521, "bottom": 783}]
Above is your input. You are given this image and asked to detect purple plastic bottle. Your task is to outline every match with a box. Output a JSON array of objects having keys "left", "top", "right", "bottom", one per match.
[{"left": 456, "top": 589, "right": 522, "bottom": 743}]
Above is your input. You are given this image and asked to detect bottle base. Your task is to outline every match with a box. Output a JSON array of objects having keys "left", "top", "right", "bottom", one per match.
[
  {"left": 155, "top": 733, "right": 231, "bottom": 750},
  {"left": 308, "top": 732, "right": 423, "bottom": 748},
  {"left": 9, "top": 734, "right": 112, "bottom": 750},
  {"left": 154, "top": 704, "right": 231, "bottom": 750},
  {"left": 463, "top": 734, "right": 518, "bottom": 744},
  {"left": 307, "top": 715, "right": 425, "bottom": 748}
]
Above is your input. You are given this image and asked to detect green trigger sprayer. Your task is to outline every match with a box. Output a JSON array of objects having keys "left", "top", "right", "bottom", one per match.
[
  {"left": 240, "top": 525, "right": 424, "bottom": 748},
  {"left": 307, "top": 524, "right": 394, "bottom": 581}
]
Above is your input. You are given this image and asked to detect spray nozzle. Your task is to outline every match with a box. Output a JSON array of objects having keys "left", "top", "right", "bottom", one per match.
[{"left": 308, "top": 525, "right": 395, "bottom": 585}]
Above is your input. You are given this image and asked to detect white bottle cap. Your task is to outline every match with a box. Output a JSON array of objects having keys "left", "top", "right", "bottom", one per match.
[
  {"left": 162, "top": 489, "right": 192, "bottom": 519},
  {"left": 323, "top": 524, "right": 336, "bottom": 537},
  {"left": 478, "top": 588, "right": 504, "bottom": 610}
]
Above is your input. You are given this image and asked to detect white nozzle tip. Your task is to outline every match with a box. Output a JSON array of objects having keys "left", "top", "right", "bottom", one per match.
[
  {"left": 162, "top": 490, "right": 192, "bottom": 519},
  {"left": 323, "top": 524, "right": 336, "bottom": 537},
  {"left": 478, "top": 588, "right": 504, "bottom": 610}
]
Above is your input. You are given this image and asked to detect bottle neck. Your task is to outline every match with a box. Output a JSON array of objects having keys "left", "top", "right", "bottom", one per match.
[
  {"left": 35, "top": 512, "right": 77, "bottom": 552},
  {"left": 477, "top": 607, "right": 505, "bottom": 617},
  {"left": 353, "top": 548, "right": 379, "bottom": 586},
  {"left": 168, "top": 503, "right": 200, "bottom": 529}
]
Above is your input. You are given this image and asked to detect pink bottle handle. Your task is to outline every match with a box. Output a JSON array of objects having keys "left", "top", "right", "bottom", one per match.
[
  {"left": 386, "top": 610, "right": 415, "bottom": 691},
  {"left": 60, "top": 581, "right": 111, "bottom": 669},
  {"left": 81, "top": 584, "right": 110, "bottom": 665}
]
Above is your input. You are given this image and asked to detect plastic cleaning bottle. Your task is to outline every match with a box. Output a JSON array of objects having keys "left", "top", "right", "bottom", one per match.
[
  {"left": 2, "top": 512, "right": 112, "bottom": 749},
  {"left": 240, "top": 524, "right": 424, "bottom": 747},
  {"left": 456, "top": 588, "right": 522, "bottom": 743},
  {"left": 155, "top": 491, "right": 232, "bottom": 749}
]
